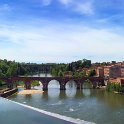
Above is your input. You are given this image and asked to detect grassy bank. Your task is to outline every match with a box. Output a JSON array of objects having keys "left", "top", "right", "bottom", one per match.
[{"left": 106, "top": 83, "right": 124, "bottom": 94}]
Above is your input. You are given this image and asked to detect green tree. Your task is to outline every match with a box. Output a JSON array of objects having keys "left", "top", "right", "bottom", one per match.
[
  {"left": 78, "top": 70, "right": 86, "bottom": 77},
  {"left": 58, "top": 70, "right": 64, "bottom": 77},
  {"left": 6, "top": 63, "right": 18, "bottom": 77},
  {"left": 73, "top": 72, "right": 79, "bottom": 78},
  {"left": 88, "top": 69, "right": 96, "bottom": 77},
  {"left": 31, "top": 81, "right": 40, "bottom": 88}
]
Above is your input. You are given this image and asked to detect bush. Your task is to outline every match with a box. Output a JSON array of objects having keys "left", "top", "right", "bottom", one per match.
[
  {"left": 106, "top": 82, "right": 124, "bottom": 93},
  {"left": 31, "top": 81, "right": 40, "bottom": 87}
]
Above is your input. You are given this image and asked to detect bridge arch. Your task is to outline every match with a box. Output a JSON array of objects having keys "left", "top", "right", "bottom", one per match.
[
  {"left": 65, "top": 80, "right": 77, "bottom": 97},
  {"left": 11, "top": 78, "right": 26, "bottom": 89},
  {"left": 65, "top": 80, "right": 77, "bottom": 89},
  {"left": 0, "top": 78, "right": 8, "bottom": 89},
  {"left": 0, "top": 78, "right": 14, "bottom": 89},
  {"left": 83, "top": 79, "right": 93, "bottom": 89},
  {"left": 30, "top": 80, "right": 43, "bottom": 89},
  {"left": 48, "top": 79, "right": 60, "bottom": 89},
  {"left": 0, "top": 78, "right": 8, "bottom": 84},
  {"left": 11, "top": 77, "right": 27, "bottom": 89}
]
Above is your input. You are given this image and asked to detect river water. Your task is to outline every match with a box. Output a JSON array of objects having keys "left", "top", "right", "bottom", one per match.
[{"left": 8, "top": 74, "right": 124, "bottom": 124}]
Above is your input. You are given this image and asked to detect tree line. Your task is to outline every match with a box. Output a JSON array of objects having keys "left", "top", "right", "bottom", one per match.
[
  {"left": 0, "top": 59, "right": 53, "bottom": 77},
  {"left": 51, "top": 59, "right": 94, "bottom": 77},
  {"left": 0, "top": 58, "right": 95, "bottom": 78}
]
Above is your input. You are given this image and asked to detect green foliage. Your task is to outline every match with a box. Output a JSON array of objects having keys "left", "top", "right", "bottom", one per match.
[
  {"left": 51, "top": 59, "right": 91, "bottom": 77},
  {"left": 0, "top": 60, "right": 18, "bottom": 77},
  {"left": 80, "top": 70, "right": 86, "bottom": 77},
  {"left": 82, "top": 59, "right": 91, "bottom": 68},
  {"left": 73, "top": 70, "right": 86, "bottom": 78},
  {"left": 106, "top": 82, "right": 124, "bottom": 93},
  {"left": 6, "top": 63, "right": 18, "bottom": 77},
  {"left": 106, "top": 83, "right": 116, "bottom": 92},
  {"left": 51, "top": 68, "right": 58, "bottom": 76},
  {"left": 0, "top": 58, "right": 91, "bottom": 78},
  {"left": 119, "top": 87, "right": 124, "bottom": 93},
  {"left": 73, "top": 72, "right": 79, "bottom": 78},
  {"left": 0, "top": 59, "right": 54, "bottom": 77},
  {"left": 58, "top": 70, "right": 64, "bottom": 77},
  {"left": 0, "top": 80, "right": 6, "bottom": 86},
  {"left": 68, "top": 59, "right": 91, "bottom": 72},
  {"left": 18, "top": 81, "right": 24, "bottom": 86},
  {"left": 31, "top": 80, "right": 40, "bottom": 87},
  {"left": 88, "top": 69, "right": 96, "bottom": 77},
  {"left": 83, "top": 80, "right": 93, "bottom": 89},
  {"left": 51, "top": 64, "right": 67, "bottom": 76}
]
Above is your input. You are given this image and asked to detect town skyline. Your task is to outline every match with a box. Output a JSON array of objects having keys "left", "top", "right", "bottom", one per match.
[{"left": 0, "top": 0, "right": 124, "bottom": 63}]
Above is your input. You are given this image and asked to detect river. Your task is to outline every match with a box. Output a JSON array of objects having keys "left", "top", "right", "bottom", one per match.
[{"left": 8, "top": 74, "right": 124, "bottom": 124}]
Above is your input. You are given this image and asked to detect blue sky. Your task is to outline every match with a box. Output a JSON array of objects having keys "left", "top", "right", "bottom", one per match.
[{"left": 0, "top": 0, "right": 124, "bottom": 63}]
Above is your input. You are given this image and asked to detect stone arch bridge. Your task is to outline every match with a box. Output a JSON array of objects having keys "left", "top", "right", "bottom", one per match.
[{"left": 0, "top": 77, "right": 105, "bottom": 90}]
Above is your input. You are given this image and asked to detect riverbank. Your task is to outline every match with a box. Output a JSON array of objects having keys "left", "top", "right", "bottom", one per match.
[
  {"left": 0, "top": 88, "right": 18, "bottom": 98},
  {"left": 18, "top": 89, "right": 44, "bottom": 95},
  {"left": 113, "top": 91, "right": 124, "bottom": 94},
  {"left": 17, "top": 86, "right": 24, "bottom": 88}
]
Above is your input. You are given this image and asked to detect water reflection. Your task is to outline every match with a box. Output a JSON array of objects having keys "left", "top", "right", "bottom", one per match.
[
  {"left": 8, "top": 79, "right": 124, "bottom": 124},
  {"left": 42, "top": 91, "right": 49, "bottom": 101},
  {"left": 59, "top": 91, "right": 67, "bottom": 99},
  {"left": 48, "top": 89, "right": 60, "bottom": 98},
  {"left": 96, "top": 91, "right": 124, "bottom": 109},
  {"left": 42, "top": 89, "right": 85, "bottom": 100},
  {"left": 66, "top": 80, "right": 77, "bottom": 98},
  {"left": 42, "top": 90, "right": 63, "bottom": 100},
  {"left": 83, "top": 80, "right": 93, "bottom": 89},
  {"left": 17, "top": 80, "right": 124, "bottom": 110},
  {"left": 41, "top": 88, "right": 124, "bottom": 109},
  {"left": 83, "top": 89, "right": 91, "bottom": 96},
  {"left": 24, "top": 94, "right": 32, "bottom": 98},
  {"left": 75, "top": 90, "right": 84, "bottom": 99}
]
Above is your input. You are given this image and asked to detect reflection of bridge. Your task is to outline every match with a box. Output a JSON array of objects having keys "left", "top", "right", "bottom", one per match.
[
  {"left": 42, "top": 90, "right": 97, "bottom": 100},
  {"left": 0, "top": 77, "right": 105, "bottom": 90}
]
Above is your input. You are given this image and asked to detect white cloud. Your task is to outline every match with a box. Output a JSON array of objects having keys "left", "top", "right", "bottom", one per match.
[
  {"left": 58, "top": 0, "right": 94, "bottom": 15},
  {"left": 0, "top": 21, "right": 124, "bottom": 63},
  {"left": 59, "top": 0, "right": 73, "bottom": 6},
  {"left": 74, "top": 1, "right": 94, "bottom": 15},
  {"left": 41, "top": 0, "right": 52, "bottom": 6},
  {"left": 31, "top": 0, "right": 52, "bottom": 6}
]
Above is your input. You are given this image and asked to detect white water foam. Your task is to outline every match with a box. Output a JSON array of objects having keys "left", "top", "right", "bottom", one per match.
[
  {"left": 69, "top": 108, "right": 74, "bottom": 112},
  {"left": 2, "top": 97, "right": 96, "bottom": 124},
  {"left": 23, "top": 101, "right": 26, "bottom": 104},
  {"left": 51, "top": 101, "right": 63, "bottom": 106}
]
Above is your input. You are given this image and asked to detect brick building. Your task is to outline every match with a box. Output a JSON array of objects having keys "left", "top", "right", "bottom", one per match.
[
  {"left": 109, "top": 65, "right": 121, "bottom": 78},
  {"left": 64, "top": 71, "right": 73, "bottom": 77},
  {"left": 96, "top": 67, "right": 104, "bottom": 77},
  {"left": 96, "top": 63, "right": 124, "bottom": 78},
  {"left": 104, "top": 66, "right": 111, "bottom": 77},
  {"left": 121, "top": 66, "right": 124, "bottom": 77},
  {"left": 109, "top": 78, "right": 124, "bottom": 86}
]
